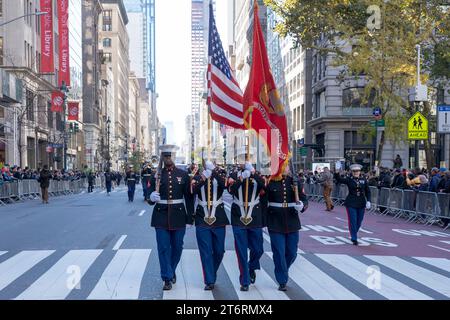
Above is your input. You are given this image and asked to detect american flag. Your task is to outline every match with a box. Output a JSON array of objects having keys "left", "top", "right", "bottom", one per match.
[{"left": 207, "top": 3, "right": 245, "bottom": 129}]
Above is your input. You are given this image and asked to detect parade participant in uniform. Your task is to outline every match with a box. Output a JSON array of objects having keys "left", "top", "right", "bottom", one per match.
[
  {"left": 228, "top": 161, "right": 265, "bottom": 291},
  {"left": 335, "top": 164, "right": 371, "bottom": 245},
  {"left": 104, "top": 169, "right": 113, "bottom": 196},
  {"left": 266, "top": 165, "right": 307, "bottom": 291},
  {"left": 148, "top": 145, "right": 194, "bottom": 291},
  {"left": 125, "top": 166, "right": 138, "bottom": 202},
  {"left": 191, "top": 160, "right": 229, "bottom": 290},
  {"left": 141, "top": 163, "right": 153, "bottom": 201}
]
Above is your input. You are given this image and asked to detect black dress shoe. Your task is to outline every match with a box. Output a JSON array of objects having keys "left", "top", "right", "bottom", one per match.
[
  {"left": 352, "top": 240, "right": 358, "bottom": 246},
  {"left": 278, "top": 284, "right": 287, "bottom": 291},
  {"left": 249, "top": 270, "right": 256, "bottom": 284},
  {"left": 240, "top": 285, "right": 249, "bottom": 291},
  {"left": 172, "top": 275, "right": 177, "bottom": 284},
  {"left": 163, "top": 281, "right": 172, "bottom": 290},
  {"left": 204, "top": 284, "right": 214, "bottom": 290}
]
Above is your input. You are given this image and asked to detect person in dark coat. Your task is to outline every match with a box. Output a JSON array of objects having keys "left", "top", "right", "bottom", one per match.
[
  {"left": 104, "top": 170, "right": 113, "bottom": 195},
  {"left": 39, "top": 165, "right": 51, "bottom": 204},
  {"left": 334, "top": 164, "right": 371, "bottom": 245},
  {"left": 265, "top": 165, "right": 308, "bottom": 291},
  {"left": 87, "top": 171, "right": 95, "bottom": 193},
  {"left": 125, "top": 167, "right": 138, "bottom": 202},
  {"left": 148, "top": 145, "right": 194, "bottom": 291},
  {"left": 141, "top": 164, "right": 152, "bottom": 201},
  {"left": 228, "top": 161, "right": 265, "bottom": 291},
  {"left": 191, "top": 161, "right": 229, "bottom": 290}
]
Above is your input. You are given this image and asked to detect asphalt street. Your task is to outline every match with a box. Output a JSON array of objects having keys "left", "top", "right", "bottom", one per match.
[{"left": 0, "top": 184, "right": 449, "bottom": 300}]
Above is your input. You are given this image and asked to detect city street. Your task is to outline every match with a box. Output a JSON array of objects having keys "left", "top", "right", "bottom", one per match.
[{"left": 0, "top": 187, "right": 449, "bottom": 300}]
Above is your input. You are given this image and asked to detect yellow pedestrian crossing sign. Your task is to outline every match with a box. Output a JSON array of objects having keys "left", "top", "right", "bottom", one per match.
[{"left": 408, "top": 111, "right": 428, "bottom": 140}]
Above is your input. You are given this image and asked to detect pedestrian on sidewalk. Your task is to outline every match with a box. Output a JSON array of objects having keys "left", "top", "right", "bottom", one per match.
[
  {"left": 316, "top": 167, "right": 334, "bottom": 211},
  {"left": 38, "top": 165, "right": 51, "bottom": 204},
  {"left": 334, "top": 164, "right": 371, "bottom": 246}
]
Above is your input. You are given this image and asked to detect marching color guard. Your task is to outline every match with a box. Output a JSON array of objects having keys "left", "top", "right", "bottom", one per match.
[
  {"left": 228, "top": 161, "right": 265, "bottom": 291},
  {"left": 191, "top": 161, "right": 229, "bottom": 290},
  {"left": 125, "top": 166, "right": 138, "bottom": 202},
  {"left": 148, "top": 145, "right": 194, "bottom": 290}
]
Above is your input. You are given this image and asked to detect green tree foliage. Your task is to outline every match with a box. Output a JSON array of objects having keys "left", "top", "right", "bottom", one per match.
[{"left": 265, "top": 0, "right": 449, "bottom": 165}]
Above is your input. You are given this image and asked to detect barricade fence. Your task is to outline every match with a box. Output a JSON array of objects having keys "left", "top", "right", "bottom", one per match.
[
  {"left": 305, "top": 183, "right": 450, "bottom": 230},
  {"left": 0, "top": 178, "right": 96, "bottom": 205}
]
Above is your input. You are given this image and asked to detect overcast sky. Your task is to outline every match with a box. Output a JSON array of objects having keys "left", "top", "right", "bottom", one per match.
[{"left": 155, "top": 0, "right": 229, "bottom": 145}]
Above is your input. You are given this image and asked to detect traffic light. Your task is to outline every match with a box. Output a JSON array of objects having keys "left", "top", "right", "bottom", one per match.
[
  {"left": 69, "top": 123, "right": 74, "bottom": 133},
  {"left": 74, "top": 123, "right": 79, "bottom": 133}
]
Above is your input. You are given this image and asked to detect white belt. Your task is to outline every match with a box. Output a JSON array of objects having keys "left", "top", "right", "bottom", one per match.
[
  {"left": 233, "top": 199, "right": 260, "bottom": 207},
  {"left": 143, "top": 174, "right": 151, "bottom": 177},
  {"left": 198, "top": 199, "right": 223, "bottom": 206},
  {"left": 269, "top": 202, "right": 296, "bottom": 208},
  {"left": 158, "top": 199, "right": 184, "bottom": 204},
  {"left": 127, "top": 179, "right": 135, "bottom": 181}
]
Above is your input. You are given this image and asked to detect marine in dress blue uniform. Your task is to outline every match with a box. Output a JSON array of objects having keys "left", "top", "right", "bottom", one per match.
[
  {"left": 125, "top": 168, "right": 138, "bottom": 202},
  {"left": 141, "top": 164, "right": 153, "bottom": 201},
  {"left": 191, "top": 161, "right": 230, "bottom": 290},
  {"left": 148, "top": 145, "right": 195, "bottom": 290},
  {"left": 228, "top": 162, "right": 265, "bottom": 291},
  {"left": 334, "top": 164, "right": 371, "bottom": 245},
  {"left": 265, "top": 167, "right": 307, "bottom": 291}
]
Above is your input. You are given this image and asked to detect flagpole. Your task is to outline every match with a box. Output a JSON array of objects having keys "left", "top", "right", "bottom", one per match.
[
  {"left": 207, "top": 112, "right": 212, "bottom": 213},
  {"left": 244, "top": 107, "right": 253, "bottom": 214}
]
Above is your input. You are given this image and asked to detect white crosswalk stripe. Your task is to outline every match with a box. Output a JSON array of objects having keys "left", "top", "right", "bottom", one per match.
[
  {"left": 0, "top": 249, "right": 448, "bottom": 300},
  {"left": 15, "top": 250, "right": 102, "bottom": 300}
]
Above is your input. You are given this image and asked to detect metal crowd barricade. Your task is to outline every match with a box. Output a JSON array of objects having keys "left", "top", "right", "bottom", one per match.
[
  {"left": 368, "top": 186, "right": 379, "bottom": 213},
  {"left": 415, "top": 191, "right": 438, "bottom": 224},
  {"left": 433, "top": 193, "right": 450, "bottom": 227},
  {"left": 402, "top": 189, "right": 417, "bottom": 221},
  {"left": 388, "top": 188, "right": 404, "bottom": 218}
]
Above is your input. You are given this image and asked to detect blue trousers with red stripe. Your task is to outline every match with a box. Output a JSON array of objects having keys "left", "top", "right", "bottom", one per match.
[
  {"left": 232, "top": 226, "right": 264, "bottom": 286},
  {"left": 155, "top": 228, "right": 186, "bottom": 281},
  {"left": 346, "top": 207, "right": 365, "bottom": 241},
  {"left": 195, "top": 226, "right": 226, "bottom": 285},
  {"left": 269, "top": 231, "right": 299, "bottom": 286}
]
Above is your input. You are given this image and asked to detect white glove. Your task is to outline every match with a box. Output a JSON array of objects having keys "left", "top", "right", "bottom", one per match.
[
  {"left": 150, "top": 191, "right": 160, "bottom": 203},
  {"left": 366, "top": 201, "right": 371, "bottom": 210},
  {"left": 294, "top": 201, "right": 304, "bottom": 213},
  {"left": 241, "top": 170, "right": 251, "bottom": 179},
  {"left": 203, "top": 169, "right": 212, "bottom": 179},
  {"left": 205, "top": 161, "right": 215, "bottom": 171},
  {"left": 244, "top": 162, "right": 255, "bottom": 173}
]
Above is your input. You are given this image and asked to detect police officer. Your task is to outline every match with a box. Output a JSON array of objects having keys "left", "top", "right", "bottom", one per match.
[
  {"left": 335, "top": 164, "right": 371, "bottom": 245},
  {"left": 228, "top": 161, "right": 265, "bottom": 291},
  {"left": 125, "top": 166, "right": 138, "bottom": 202},
  {"left": 191, "top": 160, "right": 229, "bottom": 290},
  {"left": 265, "top": 165, "right": 307, "bottom": 291},
  {"left": 148, "top": 145, "right": 194, "bottom": 290},
  {"left": 141, "top": 163, "right": 153, "bottom": 201}
]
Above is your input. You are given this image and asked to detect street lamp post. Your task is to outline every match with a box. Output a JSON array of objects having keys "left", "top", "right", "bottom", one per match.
[
  {"left": 106, "top": 117, "right": 111, "bottom": 170},
  {"left": 60, "top": 81, "right": 69, "bottom": 171},
  {"left": 0, "top": 11, "right": 47, "bottom": 27}
]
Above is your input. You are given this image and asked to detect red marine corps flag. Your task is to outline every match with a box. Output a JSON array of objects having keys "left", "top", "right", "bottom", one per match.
[
  {"left": 57, "top": 0, "right": 70, "bottom": 86},
  {"left": 40, "top": 0, "right": 54, "bottom": 73},
  {"left": 242, "top": 1, "right": 290, "bottom": 180}
]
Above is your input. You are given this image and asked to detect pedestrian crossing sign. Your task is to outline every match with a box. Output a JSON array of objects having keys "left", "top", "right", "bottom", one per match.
[{"left": 408, "top": 111, "right": 428, "bottom": 140}]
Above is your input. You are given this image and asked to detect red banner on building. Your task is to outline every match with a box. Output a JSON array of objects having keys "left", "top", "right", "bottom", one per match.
[
  {"left": 68, "top": 101, "right": 79, "bottom": 121},
  {"left": 57, "top": 0, "right": 70, "bottom": 86},
  {"left": 51, "top": 91, "right": 64, "bottom": 112},
  {"left": 40, "top": 0, "right": 54, "bottom": 73}
]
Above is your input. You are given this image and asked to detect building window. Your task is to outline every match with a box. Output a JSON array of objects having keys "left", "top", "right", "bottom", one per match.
[
  {"left": 47, "top": 101, "right": 53, "bottom": 128},
  {"left": 103, "top": 10, "right": 112, "bottom": 31},
  {"left": 342, "top": 87, "right": 366, "bottom": 108},
  {"left": 102, "top": 53, "right": 112, "bottom": 63},
  {"left": 103, "top": 38, "right": 112, "bottom": 47},
  {"left": 26, "top": 89, "right": 35, "bottom": 121},
  {"left": 300, "top": 104, "right": 304, "bottom": 129}
]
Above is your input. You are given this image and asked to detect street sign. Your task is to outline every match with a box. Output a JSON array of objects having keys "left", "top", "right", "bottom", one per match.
[
  {"left": 298, "top": 138, "right": 304, "bottom": 145},
  {"left": 373, "top": 107, "right": 382, "bottom": 117},
  {"left": 408, "top": 111, "right": 428, "bottom": 140},
  {"left": 437, "top": 105, "right": 450, "bottom": 133},
  {"left": 299, "top": 147, "right": 308, "bottom": 156},
  {"left": 369, "top": 119, "right": 385, "bottom": 127}
]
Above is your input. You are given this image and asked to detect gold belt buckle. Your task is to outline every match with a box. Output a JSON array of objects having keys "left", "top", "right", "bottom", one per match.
[
  {"left": 282, "top": 203, "right": 288, "bottom": 208},
  {"left": 167, "top": 200, "right": 173, "bottom": 204}
]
